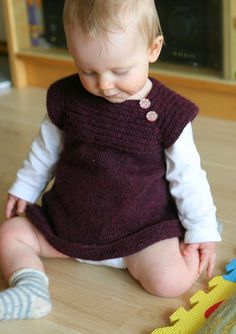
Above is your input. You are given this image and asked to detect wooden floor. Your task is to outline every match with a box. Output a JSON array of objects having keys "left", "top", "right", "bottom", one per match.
[{"left": 0, "top": 87, "right": 236, "bottom": 334}]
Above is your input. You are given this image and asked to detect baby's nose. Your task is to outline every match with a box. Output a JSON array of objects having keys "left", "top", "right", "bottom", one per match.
[{"left": 98, "top": 73, "right": 115, "bottom": 90}]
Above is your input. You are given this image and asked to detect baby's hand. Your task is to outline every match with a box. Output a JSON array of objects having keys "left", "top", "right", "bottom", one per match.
[
  {"left": 182, "top": 242, "right": 216, "bottom": 278},
  {"left": 5, "top": 194, "right": 28, "bottom": 219}
]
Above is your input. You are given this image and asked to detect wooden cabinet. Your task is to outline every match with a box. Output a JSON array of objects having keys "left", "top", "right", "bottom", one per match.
[{"left": 2, "top": 0, "right": 236, "bottom": 120}]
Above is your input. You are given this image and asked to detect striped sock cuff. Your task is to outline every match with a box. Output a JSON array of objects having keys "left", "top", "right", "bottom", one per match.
[{"left": 8, "top": 268, "right": 49, "bottom": 287}]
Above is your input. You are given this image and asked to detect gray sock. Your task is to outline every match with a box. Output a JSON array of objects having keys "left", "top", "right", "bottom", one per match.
[{"left": 0, "top": 268, "right": 52, "bottom": 320}]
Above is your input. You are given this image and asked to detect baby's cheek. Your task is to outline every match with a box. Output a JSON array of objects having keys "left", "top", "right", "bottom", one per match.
[
  {"left": 121, "top": 74, "right": 147, "bottom": 93},
  {"left": 79, "top": 77, "right": 96, "bottom": 93}
]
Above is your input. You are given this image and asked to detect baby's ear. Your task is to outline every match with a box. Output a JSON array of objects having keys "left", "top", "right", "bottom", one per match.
[{"left": 148, "top": 35, "right": 163, "bottom": 63}]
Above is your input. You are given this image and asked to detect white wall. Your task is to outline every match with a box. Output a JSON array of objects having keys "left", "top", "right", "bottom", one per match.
[{"left": 0, "top": 0, "right": 6, "bottom": 41}]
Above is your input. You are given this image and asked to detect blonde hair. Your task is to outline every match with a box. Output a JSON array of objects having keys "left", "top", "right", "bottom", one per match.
[{"left": 63, "top": 0, "right": 163, "bottom": 46}]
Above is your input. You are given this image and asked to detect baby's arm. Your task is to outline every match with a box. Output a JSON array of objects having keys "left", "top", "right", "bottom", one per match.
[
  {"left": 165, "top": 123, "right": 221, "bottom": 277},
  {"left": 6, "top": 114, "right": 64, "bottom": 218}
]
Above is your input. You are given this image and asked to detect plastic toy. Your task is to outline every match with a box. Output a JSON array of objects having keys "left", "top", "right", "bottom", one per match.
[{"left": 150, "top": 259, "right": 236, "bottom": 334}]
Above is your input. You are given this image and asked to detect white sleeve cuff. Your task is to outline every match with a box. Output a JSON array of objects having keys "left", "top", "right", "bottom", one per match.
[
  {"left": 184, "top": 228, "right": 222, "bottom": 243},
  {"left": 183, "top": 214, "right": 222, "bottom": 243},
  {"left": 8, "top": 181, "right": 43, "bottom": 203}
]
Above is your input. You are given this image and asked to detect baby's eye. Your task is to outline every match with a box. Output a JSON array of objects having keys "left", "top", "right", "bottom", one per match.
[
  {"left": 81, "top": 70, "right": 95, "bottom": 76},
  {"left": 113, "top": 70, "right": 129, "bottom": 75}
]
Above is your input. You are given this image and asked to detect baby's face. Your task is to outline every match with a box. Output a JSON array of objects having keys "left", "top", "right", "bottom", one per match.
[{"left": 66, "top": 24, "right": 162, "bottom": 103}]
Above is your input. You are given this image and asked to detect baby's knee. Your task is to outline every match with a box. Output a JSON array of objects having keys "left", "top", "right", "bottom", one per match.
[
  {"left": 0, "top": 218, "right": 16, "bottom": 243},
  {"left": 140, "top": 269, "right": 198, "bottom": 297},
  {"left": 0, "top": 217, "right": 28, "bottom": 244}
]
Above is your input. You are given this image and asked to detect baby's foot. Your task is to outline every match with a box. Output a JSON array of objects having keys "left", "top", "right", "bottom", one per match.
[{"left": 0, "top": 268, "right": 52, "bottom": 320}]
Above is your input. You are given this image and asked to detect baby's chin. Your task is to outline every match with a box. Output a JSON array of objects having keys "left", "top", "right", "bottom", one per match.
[
  {"left": 101, "top": 94, "right": 129, "bottom": 103},
  {"left": 104, "top": 97, "right": 127, "bottom": 103},
  {"left": 102, "top": 91, "right": 143, "bottom": 103}
]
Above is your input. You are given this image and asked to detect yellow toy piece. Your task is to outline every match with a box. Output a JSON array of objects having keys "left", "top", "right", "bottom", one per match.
[{"left": 151, "top": 259, "right": 236, "bottom": 334}]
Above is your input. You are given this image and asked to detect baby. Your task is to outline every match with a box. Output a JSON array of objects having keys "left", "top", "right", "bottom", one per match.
[{"left": 0, "top": 0, "right": 221, "bottom": 320}]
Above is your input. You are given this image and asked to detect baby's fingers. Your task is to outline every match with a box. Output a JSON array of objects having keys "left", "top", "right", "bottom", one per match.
[
  {"left": 182, "top": 243, "right": 200, "bottom": 256},
  {"left": 16, "top": 199, "right": 27, "bottom": 216},
  {"left": 206, "top": 253, "right": 216, "bottom": 278},
  {"left": 5, "top": 196, "right": 27, "bottom": 219},
  {"left": 199, "top": 250, "right": 216, "bottom": 277},
  {"left": 5, "top": 195, "right": 18, "bottom": 219},
  {"left": 198, "top": 252, "right": 208, "bottom": 275}
]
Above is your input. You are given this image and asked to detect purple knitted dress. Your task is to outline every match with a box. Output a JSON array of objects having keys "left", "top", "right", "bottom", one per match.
[{"left": 26, "top": 74, "right": 198, "bottom": 260}]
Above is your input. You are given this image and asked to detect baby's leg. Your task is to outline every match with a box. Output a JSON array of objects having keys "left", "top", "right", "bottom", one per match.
[
  {"left": 125, "top": 237, "right": 200, "bottom": 297},
  {"left": 0, "top": 216, "right": 67, "bottom": 320}
]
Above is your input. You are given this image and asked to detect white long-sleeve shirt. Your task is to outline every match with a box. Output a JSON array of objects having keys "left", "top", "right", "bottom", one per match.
[{"left": 9, "top": 114, "right": 221, "bottom": 244}]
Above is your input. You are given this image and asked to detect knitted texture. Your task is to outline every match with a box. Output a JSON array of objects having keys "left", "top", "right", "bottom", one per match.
[
  {"left": 26, "top": 75, "right": 198, "bottom": 260},
  {"left": 0, "top": 268, "right": 51, "bottom": 320}
]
